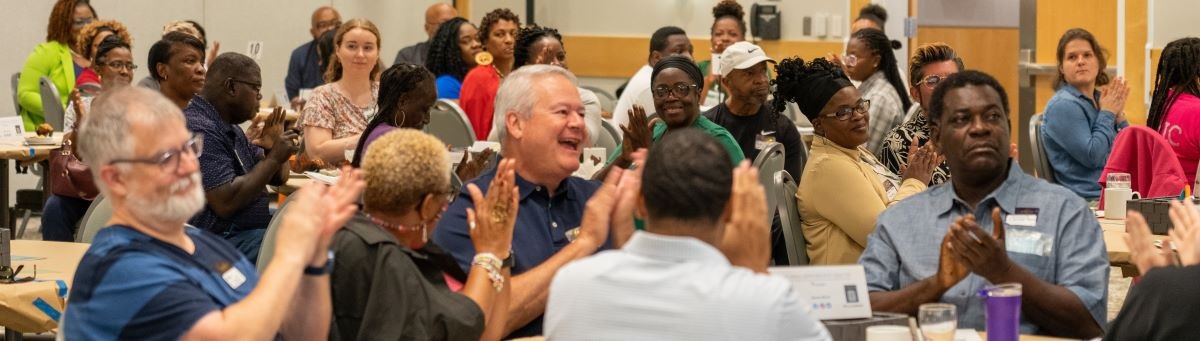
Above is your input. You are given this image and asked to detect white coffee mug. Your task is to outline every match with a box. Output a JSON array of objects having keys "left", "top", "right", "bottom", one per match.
[
  {"left": 1104, "top": 187, "right": 1141, "bottom": 220},
  {"left": 866, "top": 325, "right": 913, "bottom": 341}
]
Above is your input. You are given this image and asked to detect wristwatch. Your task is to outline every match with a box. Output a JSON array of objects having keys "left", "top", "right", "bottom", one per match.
[
  {"left": 501, "top": 251, "right": 514, "bottom": 269},
  {"left": 304, "top": 250, "right": 335, "bottom": 276}
]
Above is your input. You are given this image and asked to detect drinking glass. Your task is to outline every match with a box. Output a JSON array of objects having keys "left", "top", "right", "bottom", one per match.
[
  {"left": 919, "top": 303, "right": 956, "bottom": 341},
  {"left": 1107, "top": 173, "right": 1132, "bottom": 189}
]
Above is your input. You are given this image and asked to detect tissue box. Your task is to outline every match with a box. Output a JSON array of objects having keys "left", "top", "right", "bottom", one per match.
[
  {"left": 821, "top": 312, "right": 910, "bottom": 341},
  {"left": 1126, "top": 197, "right": 1200, "bottom": 235}
]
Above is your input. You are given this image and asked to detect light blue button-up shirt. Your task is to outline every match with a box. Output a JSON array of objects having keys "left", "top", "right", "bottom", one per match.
[
  {"left": 1041, "top": 85, "right": 1129, "bottom": 199},
  {"left": 860, "top": 161, "right": 1109, "bottom": 333}
]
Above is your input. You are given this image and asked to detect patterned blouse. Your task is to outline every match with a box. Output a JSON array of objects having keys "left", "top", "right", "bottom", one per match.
[
  {"left": 299, "top": 82, "right": 380, "bottom": 139},
  {"left": 877, "top": 106, "right": 952, "bottom": 185}
]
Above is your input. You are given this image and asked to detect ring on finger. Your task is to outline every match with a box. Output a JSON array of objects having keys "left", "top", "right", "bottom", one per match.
[{"left": 469, "top": 218, "right": 477, "bottom": 230}]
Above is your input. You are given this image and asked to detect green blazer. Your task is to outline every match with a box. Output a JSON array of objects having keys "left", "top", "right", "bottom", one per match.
[{"left": 18, "top": 41, "right": 75, "bottom": 131}]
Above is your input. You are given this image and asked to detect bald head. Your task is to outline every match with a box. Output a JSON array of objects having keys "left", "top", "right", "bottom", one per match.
[
  {"left": 424, "top": 3, "right": 458, "bottom": 38},
  {"left": 311, "top": 6, "right": 342, "bottom": 39}
]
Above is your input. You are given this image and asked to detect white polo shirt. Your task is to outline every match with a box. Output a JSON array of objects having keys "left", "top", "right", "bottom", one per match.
[{"left": 545, "top": 231, "right": 831, "bottom": 340}]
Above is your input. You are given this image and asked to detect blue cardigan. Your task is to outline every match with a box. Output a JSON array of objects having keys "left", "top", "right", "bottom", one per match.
[{"left": 1040, "top": 85, "right": 1128, "bottom": 199}]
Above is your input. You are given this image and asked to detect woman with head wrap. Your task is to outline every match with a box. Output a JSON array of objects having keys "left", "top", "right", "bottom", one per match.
[
  {"left": 607, "top": 56, "right": 744, "bottom": 171},
  {"left": 774, "top": 57, "right": 938, "bottom": 265}
]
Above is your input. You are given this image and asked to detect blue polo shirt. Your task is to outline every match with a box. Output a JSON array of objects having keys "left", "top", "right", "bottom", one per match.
[
  {"left": 184, "top": 95, "right": 272, "bottom": 235},
  {"left": 63, "top": 225, "right": 259, "bottom": 339},
  {"left": 1041, "top": 85, "right": 1129, "bottom": 200},
  {"left": 432, "top": 167, "right": 603, "bottom": 337}
]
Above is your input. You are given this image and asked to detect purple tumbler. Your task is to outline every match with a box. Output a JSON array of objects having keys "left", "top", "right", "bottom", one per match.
[{"left": 980, "top": 283, "right": 1021, "bottom": 341}]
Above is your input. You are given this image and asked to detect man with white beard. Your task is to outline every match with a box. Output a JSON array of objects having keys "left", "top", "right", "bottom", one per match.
[{"left": 60, "top": 87, "right": 366, "bottom": 340}]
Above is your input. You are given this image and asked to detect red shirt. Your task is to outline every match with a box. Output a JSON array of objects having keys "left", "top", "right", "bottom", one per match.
[{"left": 459, "top": 65, "right": 502, "bottom": 140}]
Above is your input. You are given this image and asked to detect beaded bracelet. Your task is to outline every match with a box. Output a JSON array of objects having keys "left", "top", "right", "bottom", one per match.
[{"left": 473, "top": 253, "right": 504, "bottom": 292}]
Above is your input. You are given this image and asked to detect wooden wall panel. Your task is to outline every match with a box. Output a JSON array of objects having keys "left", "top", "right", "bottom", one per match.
[
  {"left": 563, "top": 35, "right": 843, "bottom": 78},
  {"left": 916, "top": 27, "right": 1021, "bottom": 142},
  {"left": 1124, "top": 0, "right": 1148, "bottom": 124}
]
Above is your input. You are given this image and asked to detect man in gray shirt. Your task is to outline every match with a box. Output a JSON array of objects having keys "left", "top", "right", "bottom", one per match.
[{"left": 859, "top": 71, "right": 1107, "bottom": 338}]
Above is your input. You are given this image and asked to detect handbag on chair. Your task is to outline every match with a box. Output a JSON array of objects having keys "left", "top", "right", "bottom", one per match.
[{"left": 49, "top": 132, "right": 98, "bottom": 200}]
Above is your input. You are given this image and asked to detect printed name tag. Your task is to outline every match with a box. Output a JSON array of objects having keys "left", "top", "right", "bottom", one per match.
[
  {"left": 222, "top": 267, "right": 247, "bottom": 289},
  {"left": 1005, "top": 207, "right": 1039, "bottom": 226}
]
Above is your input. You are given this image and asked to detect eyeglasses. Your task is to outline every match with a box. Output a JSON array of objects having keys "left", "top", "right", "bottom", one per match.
[
  {"left": 820, "top": 99, "right": 871, "bottom": 121},
  {"left": 0, "top": 264, "right": 35, "bottom": 284},
  {"left": 102, "top": 61, "right": 138, "bottom": 71},
  {"left": 840, "top": 54, "right": 859, "bottom": 67},
  {"left": 652, "top": 83, "right": 699, "bottom": 99},
  {"left": 917, "top": 74, "right": 950, "bottom": 89},
  {"left": 227, "top": 78, "right": 262, "bottom": 94},
  {"left": 314, "top": 19, "right": 342, "bottom": 31},
  {"left": 109, "top": 133, "right": 204, "bottom": 172}
]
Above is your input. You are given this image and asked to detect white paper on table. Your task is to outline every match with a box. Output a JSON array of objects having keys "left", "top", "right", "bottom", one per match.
[
  {"left": 0, "top": 116, "right": 24, "bottom": 145},
  {"left": 952, "top": 329, "right": 983, "bottom": 341},
  {"left": 768, "top": 265, "right": 871, "bottom": 320},
  {"left": 303, "top": 171, "right": 339, "bottom": 185},
  {"left": 469, "top": 141, "right": 501, "bottom": 154}
]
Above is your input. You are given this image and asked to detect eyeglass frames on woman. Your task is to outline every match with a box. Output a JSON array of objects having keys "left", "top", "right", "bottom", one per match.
[
  {"left": 109, "top": 133, "right": 204, "bottom": 172},
  {"left": 103, "top": 61, "right": 138, "bottom": 71},
  {"left": 652, "top": 83, "right": 699, "bottom": 99},
  {"left": 840, "top": 54, "right": 859, "bottom": 67},
  {"left": 819, "top": 99, "right": 871, "bottom": 121}
]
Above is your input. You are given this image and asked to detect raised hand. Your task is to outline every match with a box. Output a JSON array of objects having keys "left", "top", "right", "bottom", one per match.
[
  {"left": 901, "top": 140, "right": 941, "bottom": 184},
  {"left": 1100, "top": 76, "right": 1129, "bottom": 123},
  {"left": 1167, "top": 200, "right": 1200, "bottom": 266},
  {"left": 455, "top": 148, "right": 496, "bottom": 182},
  {"left": 718, "top": 161, "right": 771, "bottom": 273},
  {"left": 937, "top": 217, "right": 971, "bottom": 289},
  {"left": 466, "top": 159, "right": 519, "bottom": 256},
  {"left": 1125, "top": 212, "right": 1176, "bottom": 272},
  {"left": 610, "top": 148, "right": 647, "bottom": 248},
  {"left": 254, "top": 107, "right": 288, "bottom": 150},
  {"left": 619, "top": 105, "right": 654, "bottom": 168},
  {"left": 576, "top": 165, "right": 626, "bottom": 250},
  {"left": 947, "top": 207, "right": 1011, "bottom": 281},
  {"left": 275, "top": 166, "right": 365, "bottom": 266}
]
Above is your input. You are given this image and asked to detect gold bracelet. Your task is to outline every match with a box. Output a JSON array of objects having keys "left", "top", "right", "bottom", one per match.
[{"left": 473, "top": 253, "right": 504, "bottom": 292}]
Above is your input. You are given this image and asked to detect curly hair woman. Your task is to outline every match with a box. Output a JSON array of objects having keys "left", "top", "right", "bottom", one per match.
[
  {"left": 426, "top": 17, "right": 482, "bottom": 99},
  {"left": 17, "top": 0, "right": 96, "bottom": 131}
]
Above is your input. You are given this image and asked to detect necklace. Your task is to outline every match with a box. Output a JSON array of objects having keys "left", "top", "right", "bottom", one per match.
[
  {"left": 492, "top": 64, "right": 506, "bottom": 79},
  {"left": 365, "top": 212, "right": 428, "bottom": 243}
]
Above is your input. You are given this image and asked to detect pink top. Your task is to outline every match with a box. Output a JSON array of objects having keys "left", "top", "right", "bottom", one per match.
[
  {"left": 1159, "top": 91, "right": 1200, "bottom": 182},
  {"left": 299, "top": 82, "right": 380, "bottom": 139}
]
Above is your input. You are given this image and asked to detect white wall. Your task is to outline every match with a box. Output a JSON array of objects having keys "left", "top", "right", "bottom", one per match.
[
  {"left": 1151, "top": 0, "right": 1200, "bottom": 48},
  {"left": 536, "top": 0, "right": 848, "bottom": 41}
]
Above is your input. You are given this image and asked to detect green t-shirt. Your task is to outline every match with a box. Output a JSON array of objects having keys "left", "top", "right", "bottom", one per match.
[{"left": 607, "top": 115, "right": 746, "bottom": 165}]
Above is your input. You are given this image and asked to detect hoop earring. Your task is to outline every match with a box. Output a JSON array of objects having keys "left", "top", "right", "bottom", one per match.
[{"left": 394, "top": 110, "right": 407, "bottom": 127}]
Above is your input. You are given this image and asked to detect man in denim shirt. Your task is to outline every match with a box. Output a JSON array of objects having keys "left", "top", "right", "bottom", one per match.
[{"left": 860, "top": 71, "right": 1107, "bottom": 338}]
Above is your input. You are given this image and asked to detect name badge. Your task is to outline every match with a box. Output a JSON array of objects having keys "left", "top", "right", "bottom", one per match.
[
  {"left": 1006, "top": 228, "right": 1054, "bottom": 257},
  {"left": 222, "top": 267, "right": 247, "bottom": 289},
  {"left": 755, "top": 131, "right": 777, "bottom": 150},
  {"left": 1005, "top": 207, "right": 1039, "bottom": 227}
]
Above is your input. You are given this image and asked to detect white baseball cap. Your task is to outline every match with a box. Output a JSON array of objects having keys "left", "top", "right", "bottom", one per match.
[{"left": 719, "top": 41, "right": 776, "bottom": 75}]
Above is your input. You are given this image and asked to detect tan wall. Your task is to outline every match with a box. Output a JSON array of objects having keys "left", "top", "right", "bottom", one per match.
[{"left": 915, "top": 27, "right": 1020, "bottom": 143}]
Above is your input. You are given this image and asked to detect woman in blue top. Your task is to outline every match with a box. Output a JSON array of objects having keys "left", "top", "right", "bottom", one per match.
[
  {"left": 1040, "top": 28, "right": 1129, "bottom": 200},
  {"left": 425, "top": 17, "right": 482, "bottom": 100}
]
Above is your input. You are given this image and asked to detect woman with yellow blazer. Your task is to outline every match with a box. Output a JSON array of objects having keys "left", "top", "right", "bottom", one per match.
[
  {"left": 17, "top": 0, "right": 95, "bottom": 131},
  {"left": 773, "top": 57, "right": 940, "bottom": 265}
]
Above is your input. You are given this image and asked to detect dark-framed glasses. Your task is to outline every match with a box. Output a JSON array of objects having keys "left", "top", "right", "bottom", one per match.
[
  {"left": 820, "top": 99, "right": 871, "bottom": 121},
  {"left": 227, "top": 78, "right": 262, "bottom": 94},
  {"left": 652, "top": 83, "right": 699, "bottom": 99},
  {"left": 0, "top": 264, "right": 35, "bottom": 284},
  {"left": 109, "top": 133, "right": 204, "bottom": 172}
]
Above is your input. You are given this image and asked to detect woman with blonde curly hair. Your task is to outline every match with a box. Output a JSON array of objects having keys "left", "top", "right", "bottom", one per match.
[
  {"left": 73, "top": 19, "right": 131, "bottom": 92},
  {"left": 330, "top": 129, "right": 518, "bottom": 340}
]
